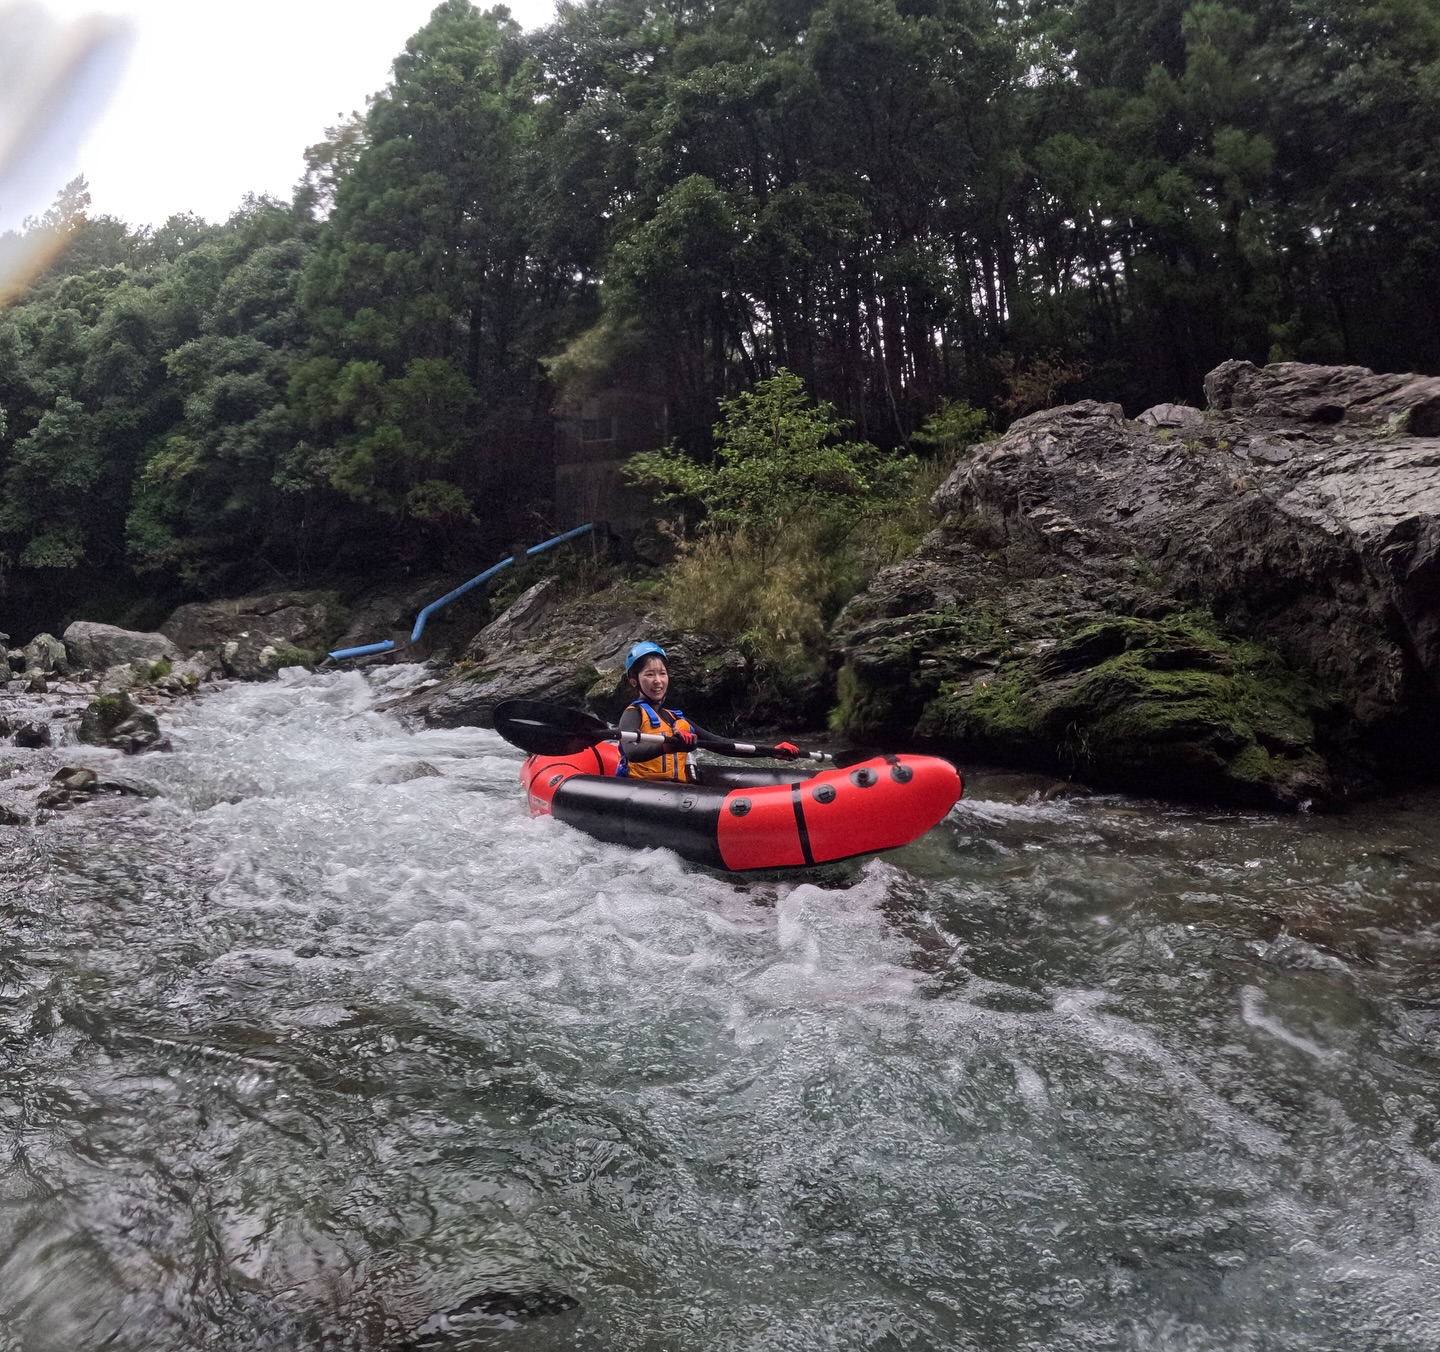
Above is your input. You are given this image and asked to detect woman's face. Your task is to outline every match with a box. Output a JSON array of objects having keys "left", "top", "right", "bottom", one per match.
[{"left": 634, "top": 657, "right": 669, "bottom": 704}]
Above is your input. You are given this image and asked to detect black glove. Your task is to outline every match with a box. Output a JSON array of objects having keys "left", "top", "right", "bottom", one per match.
[{"left": 667, "top": 729, "right": 698, "bottom": 751}]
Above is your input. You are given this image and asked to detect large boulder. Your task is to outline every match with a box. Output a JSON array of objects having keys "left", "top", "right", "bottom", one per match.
[
  {"left": 63, "top": 621, "right": 182, "bottom": 673},
  {"left": 831, "top": 360, "right": 1440, "bottom": 807},
  {"left": 21, "top": 632, "right": 68, "bottom": 676},
  {"left": 382, "top": 579, "right": 749, "bottom": 730},
  {"left": 160, "top": 591, "right": 346, "bottom": 680}
]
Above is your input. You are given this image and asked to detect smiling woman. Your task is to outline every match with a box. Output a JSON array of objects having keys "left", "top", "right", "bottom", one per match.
[{"left": 4, "top": 0, "right": 558, "bottom": 233}]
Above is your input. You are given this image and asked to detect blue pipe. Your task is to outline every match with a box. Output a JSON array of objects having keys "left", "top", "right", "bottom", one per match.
[
  {"left": 327, "top": 639, "right": 397, "bottom": 662},
  {"left": 325, "top": 522, "right": 597, "bottom": 662},
  {"left": 409, "top": 522, "right": 595, "bottom": 644}
]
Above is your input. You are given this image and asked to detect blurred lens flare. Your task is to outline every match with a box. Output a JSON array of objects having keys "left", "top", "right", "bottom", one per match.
[{"left": 0, "top": 1, "right": 133, "bottom": 302}]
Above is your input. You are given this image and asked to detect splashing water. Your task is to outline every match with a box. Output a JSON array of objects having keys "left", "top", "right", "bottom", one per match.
[{"left": 3, "top": 667, "right": 1440, "bottom": 1350}]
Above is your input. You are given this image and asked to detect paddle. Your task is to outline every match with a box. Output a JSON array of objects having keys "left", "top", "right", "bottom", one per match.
[{"left": 493, "top": 699, "right": 876, "bottom": 766}]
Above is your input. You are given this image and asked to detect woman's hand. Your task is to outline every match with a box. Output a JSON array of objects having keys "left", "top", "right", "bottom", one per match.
[
  {"left": 667, "top": 729, "right": 698, "bottom": 751},
  {"left": 771, "top": 742, "right": 800, "bottom": 760}
]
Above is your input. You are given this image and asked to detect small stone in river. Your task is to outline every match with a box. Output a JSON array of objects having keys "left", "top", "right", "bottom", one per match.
[
  {"left": 0, "top": 804, "right": 28, "bottom": 826},
  {"left": 52, "top": 767, "right": 99, "bottom": 793},
  {"left": 108, "top": 712, "right": 167, "bottom": 755},
  {"left": 93, "top": 775, "right": 155, "bottom": 798},
  {"left": 368, "top": 761, "right": 442, "bottom": 784},
  {"left": 12, "top": 721, "right": 51, "bottom": 749},
  {"left": 79, "top": 693, "right": 136, "bottom": 745}
]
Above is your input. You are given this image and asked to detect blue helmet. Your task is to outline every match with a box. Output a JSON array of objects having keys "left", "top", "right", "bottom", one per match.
[{"left": 625, "top": 641, "right": 667, "bottom": 677}]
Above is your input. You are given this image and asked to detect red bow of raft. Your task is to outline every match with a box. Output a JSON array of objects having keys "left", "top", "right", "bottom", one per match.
[{"left": 520, "top": 740, "right": 962, "bottom": 871}]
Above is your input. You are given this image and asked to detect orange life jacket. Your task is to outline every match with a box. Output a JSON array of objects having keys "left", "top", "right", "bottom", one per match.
[{"left": 618, "top": 700, "right": 695, "bottom": 782}]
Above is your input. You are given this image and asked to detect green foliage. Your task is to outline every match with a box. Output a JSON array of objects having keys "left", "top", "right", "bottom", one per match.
[
  {"left": 912, "top": 400, "right": 992, "bottom": 461},
  {"left": 631, "top": 368, "right": 921, "bottom": 686},
  {"left": 625, "top": 369, "right": 914, "bottom": 539},
  {"left": 4, "top": 0, "right": 1440, "bottom": 605},
  {"left": 136, "top": 658, "right": 172, "bottom": 683},
  {"left": 663, "top": 524, "right": 862, "bottom": 685}
]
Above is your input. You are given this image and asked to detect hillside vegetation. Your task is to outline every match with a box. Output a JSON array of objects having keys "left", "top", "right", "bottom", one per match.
[{"left": 2, "top": 0, "right": 1437, "bottom": 619}]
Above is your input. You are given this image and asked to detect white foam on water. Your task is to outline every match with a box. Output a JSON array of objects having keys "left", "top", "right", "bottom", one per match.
[{"left": 6, "top": 669, "right": 1440, "bottom": 1350}]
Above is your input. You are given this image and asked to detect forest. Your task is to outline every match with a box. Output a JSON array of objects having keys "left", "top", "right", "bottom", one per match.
[{"left": 1, "top": 0, "right": 1437, "bottom": 623}]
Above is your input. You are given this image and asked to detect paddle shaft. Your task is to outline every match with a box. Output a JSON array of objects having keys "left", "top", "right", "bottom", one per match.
[
  {"left": 616, "top": 728, "right": 828, "bottom": 763},
  {"left": 492, "top": 699, "right": 832, "bottom": 762}
]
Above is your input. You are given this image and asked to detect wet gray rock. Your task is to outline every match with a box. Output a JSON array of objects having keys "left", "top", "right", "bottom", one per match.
[
  {"left": 52, "top": 767, "right": 99, "bottom": 793},
  {"left": 37, "top": 764, "right": 150, "bottom": 809},
  {"left": 97, "top": 662, "right": 139, "bottom": 692},
  {"left": 78, "top": 694, "right": 135, "bottom": 746},
  {"left": 368, "top": 761, "right": 442, "bottom": 785},
  {"left": 173, "top": 652, "right": 218, "bottom": 684},
  {"left": 63, "top": 621, "right": 182, "bottom": 673},
  {"left": 12, "top": 721, "right": 51, "bottom": 749},
  {"left": 77, "top": 694, "right": 168, "bottom": 752},
  {"left": 107, "top": 711, "right": 167, "bottom": 755},
  {"left": 834, "top": 359, "right": 1440, "bottom": 806},
  {"left": 383, "top": 580, "right": 750, "bottom": 730},
  {"left": 219, "top": 634, "right": 312, "bottom": 681},
  {"left": 21, "top": 632, "right": 67, "bottom": 676},
  {"left": 1204, "top": 359, "right": 1440, "bottom": 433},
  {"left": 161, "top": 591, "right": 345, "bottom": 679},
  {"left": 0, "top": 804, "right": 28, "bottom": 826},
  {"left": 1136, "top": 403, "right": 1204, "bottom": 430}
]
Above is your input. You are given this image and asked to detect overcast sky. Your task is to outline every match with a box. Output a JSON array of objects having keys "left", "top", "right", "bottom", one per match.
[{"left": 5, "top": 0, "right": 558, "bottom": 232}]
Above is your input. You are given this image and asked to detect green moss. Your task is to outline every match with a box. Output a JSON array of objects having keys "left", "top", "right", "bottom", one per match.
[
  {"left": 1032, "top": 612, "right": 1333, "bottom": 794},
  {"left": 270, "top": 644, "right": 319, "bottom": 670},
  {"left": 136, "top": 658, "right": 172, "bottom": 683},
  {"left": 831, "top": 662, "right": 901, "bottom": 736},
  {"left": 918, "top": 668, "right": 1041, "bottom": 745}
]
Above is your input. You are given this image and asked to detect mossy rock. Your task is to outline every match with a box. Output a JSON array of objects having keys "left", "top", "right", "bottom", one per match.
[
  {"left": 78, "top": 693, "right": 136, "bottom": 746},
  {"left": 836, "top": 606, "right": 1342, "bottom": 807}
]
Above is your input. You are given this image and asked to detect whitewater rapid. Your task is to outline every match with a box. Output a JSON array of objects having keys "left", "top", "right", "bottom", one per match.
[{"left": 3, "top": 666, "right": 1440, "bottom": 1350}]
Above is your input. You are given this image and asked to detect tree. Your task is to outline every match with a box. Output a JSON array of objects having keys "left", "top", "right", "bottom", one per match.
[{"left": 624, "top": 368, "right": 914, "bottom": 539}]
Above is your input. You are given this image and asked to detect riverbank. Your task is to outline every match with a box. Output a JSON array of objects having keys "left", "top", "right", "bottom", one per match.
[{"left": 6, "top": 358, "right": 1439, "bottom": 812}]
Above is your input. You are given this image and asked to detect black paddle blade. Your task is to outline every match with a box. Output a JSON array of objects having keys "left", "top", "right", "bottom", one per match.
[
  {"left": 831, "top": 746, "right": 884, "bottom": 768},
  {"left": 492, "top": 699, "right": 614, "bottom": 757}
]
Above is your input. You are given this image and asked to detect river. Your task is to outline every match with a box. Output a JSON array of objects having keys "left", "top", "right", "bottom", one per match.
[{"left": 2, "top": 666, "right": 1439, "bottom": 1350}]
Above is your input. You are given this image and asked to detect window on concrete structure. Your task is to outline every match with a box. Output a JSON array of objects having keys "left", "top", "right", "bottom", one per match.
[{"left": 580, "top": 417, "right": 615, "bottom": 442}]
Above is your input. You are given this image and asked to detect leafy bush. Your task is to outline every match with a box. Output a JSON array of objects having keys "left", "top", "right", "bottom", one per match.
[
  {"left": 663, "top": 525, "right": 863, "bottom": 686},
  {"left": 624, "top": 369, "right": 915, "bottom": 541},
  {"left": 630, "top": 375, "right": 994, "bottom": 689}
]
